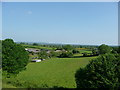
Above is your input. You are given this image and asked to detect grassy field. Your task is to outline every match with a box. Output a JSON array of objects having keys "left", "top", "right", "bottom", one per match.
[
  {"left": 3, "top": 56, "right": 97, "bottom": 88},
  {"left": 21, "top": 44, "right": 55, "bottom": 50},
  {"left": 79, "top": 49, "right": 92, "bottom": 53}
]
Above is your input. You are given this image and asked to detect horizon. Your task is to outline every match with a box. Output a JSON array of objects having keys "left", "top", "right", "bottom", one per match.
[
  {"left": 14, "top": 41, "right": 118, "bottom": 46},
  {"left": 2, "top": 2, "right": 118, "bottom": 45}
]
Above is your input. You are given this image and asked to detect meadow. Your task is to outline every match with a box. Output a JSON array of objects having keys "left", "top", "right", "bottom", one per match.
[
  {"left": 3, "top": 56, "right": 97, "bottom": 88},
  {"left": 21, "top": 44, "right": 55, "bottom": 50}
]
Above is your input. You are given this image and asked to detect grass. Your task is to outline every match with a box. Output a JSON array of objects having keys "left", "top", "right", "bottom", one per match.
[
  {"left": 76, "top": 48, "right": 92, "bottom": 53},
  {"left": 79, "top": 50, "right": 92, "bottom": 53},
  {"left": 3, "top": 56, "right": 97, "bottom": 88},
  {"left": 21, "top": 44, "right": 55, "bottom": 50},
  {"left": 2, "top": 82, "right": 16, "bottom": 88}
]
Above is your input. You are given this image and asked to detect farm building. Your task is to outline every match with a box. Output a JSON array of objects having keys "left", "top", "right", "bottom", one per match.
[
  {"left": 31, "top": 59, "right": 41, "bottom": 62},
  {"left": 25, "top": 48, "right": 40, "bottom": 53},
  {"left": 54, "top": 50, "right": 61, "bottom": 52}
]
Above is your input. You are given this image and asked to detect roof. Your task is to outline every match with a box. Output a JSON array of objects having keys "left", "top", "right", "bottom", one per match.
[
  {"left": 31, "top": 59, "right": 41, "bottom": 62},
  {"left": 25, "top": 48, "right": 40, "bottom": 53}
]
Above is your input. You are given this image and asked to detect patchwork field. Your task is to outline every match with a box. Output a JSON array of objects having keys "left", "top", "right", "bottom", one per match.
[{"left": 3, "top": 56, "right": 97, "bottom": 88}]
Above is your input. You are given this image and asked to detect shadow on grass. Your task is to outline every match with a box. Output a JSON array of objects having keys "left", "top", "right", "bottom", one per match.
[
  {"left": 50, "top": 86, "right": 70, "bottom": 90},
  {"left": 73, "top": 56, "right": 83, "bottom": 58},
  {"left": 73, "top": 55, "right": 96, "bottom": 58}
]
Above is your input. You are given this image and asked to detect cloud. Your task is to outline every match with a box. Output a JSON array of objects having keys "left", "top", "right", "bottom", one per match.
[{"left": 27, "top": 11, "right": 32, "bottom": 14}]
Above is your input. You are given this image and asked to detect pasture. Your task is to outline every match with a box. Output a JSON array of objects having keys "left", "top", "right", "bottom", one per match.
[
  {"left": 3, "top": 56, "right": 97, "bottom": 88},
  {"left": 21, "top": 44, "right": 55, "bottom": 50}
]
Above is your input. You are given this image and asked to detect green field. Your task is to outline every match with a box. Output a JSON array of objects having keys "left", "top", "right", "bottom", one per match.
[
  {"left": 3, "top": 56, "right": 97, "bottom": 88},
  {"left": 21, "top": 44, "right": 55, "bottom": 50},
  {"left": 79, "top": 50, "right": 92, "bottom": 53}
]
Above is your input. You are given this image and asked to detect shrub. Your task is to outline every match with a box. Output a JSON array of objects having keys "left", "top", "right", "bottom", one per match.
[
  {"left": 48, "top": 51, "right": 58, "bottom": 58},
  {"left": 83, "top": 52, "right": 88, "bottom": 57},
  {"left": 62, "top": 45, "right": 74, "bottom": 51},
  {"left": 38, "top": 51, "right": 48, "bottom": 59},
  {"left": 59, "top": 52, "right": 73, "bottom": 58},
  {"left": 72, "top": 49, "right": 79, "bottom": 54},
  {"left": 75, "top": 54, "right": 120, "bottom": 88},
  {"left": 92, "top": 49, "right": 99, "bottom": 56}
]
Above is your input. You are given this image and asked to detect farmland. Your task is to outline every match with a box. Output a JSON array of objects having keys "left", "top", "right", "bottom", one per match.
[
  {"left": 2, "top": 41, "right": 99, "bottom": 88},
  {"left": 3, "top": 56, "right": 97, "bottom": 88},
  {"left": 2, "top": 39, "right": 119, "bottom": 88},
  {"left": 21, "top": 44, "right": 55, "bottom": 50}
]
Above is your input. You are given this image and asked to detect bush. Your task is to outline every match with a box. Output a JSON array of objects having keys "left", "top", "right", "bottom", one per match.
[
  {"left": 38, "top": 51, "right": 48, "bottom": 59},
  {"left": 92, "top": 49, "right": 99, "bottom": 56},
  {"left": 62, "top": 45, "right": 74, "bottom": 51},
  {"left": 75, "top": 54, "right": 120, "bottom": 88},
  {"left": 48, "top": 51, "right": 58, "bottom": 58},
  {"left": 59, "top": 52, "right": 73, "bottom": 58},
  {"left": 72, "top": 49, "right": 79, "bottom": 54},
  {"left": 83, "top": 52, "right": 88, "bottom": 57}
]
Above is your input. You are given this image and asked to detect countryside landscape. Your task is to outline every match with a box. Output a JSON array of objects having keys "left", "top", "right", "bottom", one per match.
[{"left": 1, "top": 1, "right": 120, "bottom": 89}]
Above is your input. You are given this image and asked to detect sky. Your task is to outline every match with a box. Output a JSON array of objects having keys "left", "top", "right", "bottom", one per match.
[{"left": 2, "top": 2, "right": 118, "bottom": 45}]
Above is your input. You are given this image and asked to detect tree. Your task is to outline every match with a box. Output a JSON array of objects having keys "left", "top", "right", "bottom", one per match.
[
  {"left": 72, "top": 49, "right": 79, "bottom": 54},
  {"left": 2, "top": 39, "right": 29, "bottom": 77},
  {"left": 112, "top": 46, "right": 120, "bottom": 54},
  {"left": 75, "top": 54, "right": 120, "bottom": 88},
  {"left": 48, "top": 51, "right": 58, "bottom": 58},
  {"left": 0, "top": 40, "right": 1, "bottom": 69},
  {"left": 62, "top": 45, "right": 73, "bottom": 51},
  {"left": 38, "top": 51, "right": 48, "bottom": 60},
  {"left": 118, "top": 46, "right": 120, "bottom": 53},
  {"left": 59, "top": 52, "right": 73, "bottom": 58},
  {"left": 98, "top": 44, "right": 112, "bottom": 54},
  {"left": 83, "top": 52, "right": 88, "bottom": 57},
  {"left": 92, "top": 49, "right": 99, "bottom": 56},
  {"left": 33, "top": 43, "right": 38, "bottom": 46}
]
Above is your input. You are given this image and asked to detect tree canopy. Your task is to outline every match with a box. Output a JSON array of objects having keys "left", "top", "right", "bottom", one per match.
[
  {"left": 59, "top": 51, "right": 73, "bottom": 58},
  {"left": 2, "top": 39, "right": 29, "bottom": 77},
  {"left": 75, "top": 54, "right": 120, "bottom": 88},
  {"left": 62, "top": 45, "right": 74, "bottom": 51},
  {"left": 98, "top": 44, "right": 112, "bottom": 54},
  {"left": 38, "top": 51, "right": 48, "bottom": 59},
  {"left": 0, "top": 40, "right": 1, "bottom": 69}
]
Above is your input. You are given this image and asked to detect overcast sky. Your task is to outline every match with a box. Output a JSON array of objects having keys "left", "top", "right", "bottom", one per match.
[{"left": 2, "top": 2, "right": 118, "bottom": 45}]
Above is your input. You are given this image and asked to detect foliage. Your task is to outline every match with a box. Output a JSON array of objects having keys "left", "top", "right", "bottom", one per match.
[
  {"left": 112, "top": 46, "right": 120, "bottom": 54},
  {"left": 62, "top": 45, "right": 74, "bottom": 51},
  {"left": 72, "top": 49, "right": 79, "bottom": 54},
  {"left": 2, "top": 39, "right": 29, "bottom": 77},
  {"left": 33, "top": 43, "right": 38, "bottom": 46},
  {"left": 98, "top": 44, "right": 112, "bottom": 54},
  {"left": 75, "top": 54, "right": 120, "bottom": 88},
  {"left": 119, "top": 46, "right": 120, "bottom": 53},
  {"left": 48, "top": 51, "right": 58, "bottom": 58},
  {"left": 38, "top": 51, "right": 48, "bottom": 59},
  {"left": 92, "top": 49, "right": 99, "bottom": 56},
  {"left": 59, "top": 52, "right": 73, "bottom": 58},
  {"left": 83, "top": 52, "right": 88, "bottom": 57},
  {"left": 111, "top": 49, "right": 118, "bottom": 54},
  {"left": 0, "top": 40, "right": 2, "bottom": 69}
]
